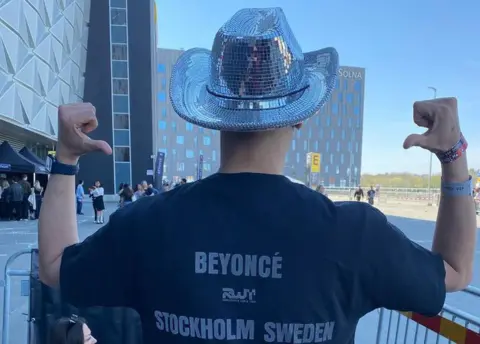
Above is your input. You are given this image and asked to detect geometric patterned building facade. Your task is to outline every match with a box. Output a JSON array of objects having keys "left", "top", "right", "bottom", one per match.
[{"left": 0, "top": 0, "right": 90, "bottom": 153}]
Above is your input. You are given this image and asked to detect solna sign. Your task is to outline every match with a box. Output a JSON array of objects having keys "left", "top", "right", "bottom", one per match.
[{"left": 338, "top": 68, "right": 362, "bottom": 79}]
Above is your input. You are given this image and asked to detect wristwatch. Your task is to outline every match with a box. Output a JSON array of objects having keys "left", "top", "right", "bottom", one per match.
[{"left": 45, "top": 155, "right": 79, "bottom": 176}]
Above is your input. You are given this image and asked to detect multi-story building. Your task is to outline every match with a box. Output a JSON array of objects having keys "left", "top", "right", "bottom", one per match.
[
  {"left": 154, "top": 48, "right": 220, "bottom": 182},
  {"left": 155, "top": 48, "right": 364, "bottom": 187},
  {"left": 78, "top": 0, "right": 157, "bottom": 193},
  {"left": 0, "top": 0, "right": 91, "bottom": 155},
  {"left": 285, "top": 66, "right": 365, "bottom": 187}
]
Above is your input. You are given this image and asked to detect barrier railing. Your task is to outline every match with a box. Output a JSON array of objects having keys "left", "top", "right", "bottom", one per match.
[{"left": 375, "top": 286, "right": 480, "bottom": 343}]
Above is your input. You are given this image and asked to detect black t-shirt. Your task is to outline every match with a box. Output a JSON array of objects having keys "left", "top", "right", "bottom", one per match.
[{"left": 60, "top": 173, "right": 446, "bottom": 344}]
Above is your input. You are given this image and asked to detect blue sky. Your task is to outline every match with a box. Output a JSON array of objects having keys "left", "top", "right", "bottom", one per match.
[{"left": 156, "top": 0, "right": 479, "bottom": 174}]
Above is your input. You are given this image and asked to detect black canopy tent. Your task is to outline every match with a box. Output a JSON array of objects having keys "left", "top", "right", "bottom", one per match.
[
  {"left": 19, "top": 147, "right": 46, "bottom": 167},
  {"left": 0, "top": 141, "right": 47, "bottom": 174}
]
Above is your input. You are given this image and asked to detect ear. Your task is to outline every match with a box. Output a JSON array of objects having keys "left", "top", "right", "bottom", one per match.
[{"left": 294, "top": 123, "right": 303, "bottom": 129}]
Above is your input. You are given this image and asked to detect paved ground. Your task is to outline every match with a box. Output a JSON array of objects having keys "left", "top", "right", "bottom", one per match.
[{"left": 0, "top": 203, "right": 478, "bottom": 343}]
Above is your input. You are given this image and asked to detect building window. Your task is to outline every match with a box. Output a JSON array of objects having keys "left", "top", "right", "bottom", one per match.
[
  {"left": 342, "top": 104, "right": 347, "bottom": 115},
  {"left": 114, "top": 129, "right": 130, "bottom": 146},
  {"left": 330, "top": 129, "right": 334, "bottom": 139},
  {"left": 111, "top": 0, "right": 126, "bottom": 7},
  {"left": 113, "top": 95, "right": 129, "bottom": 113},
  {"left": 186, "top": 149, "right": 194, "bottom": 158},
  {"left": 111, "top": 8, "right": 127, "bottom": 25},
  {"left": 315, "top": 116, "right": 320, "bottom": 126},
  {"left": 356, "top": 118, "right": 361, "bottom": 128},
  {"left": 336, "top": 141, "right": 340, "bottom": 152},
  {"left": 172, "top": 149, "right": 176, "bottom": 156},
  {"left": 341, "top": 154, "right": 344, "bottom": 164},
  {"left": 157, "top": 64, "right": 166, "bottom": 73},
  {"left": 303, "top": 140, "right": 307, "bottom": 150},
  {"left": 111, "top": 26, "right": 127, "bottom": 43},
  {"left": 325, "top": 165, "right": 329, "bottom": 173},
  {"left": 341, "top": 129, "right": 346, "bottom": 140},
  {"left": 354, "top": 106, "right": 360, "bottom": 116},
  {"left": 158, "top": 91, "right": 166, "bottom": 102},
  {"left": 176, "top": 135, "right": 184, "bottom": 144},
  {"left": 338, "top": 92, "right": 343, "bottom": 102},
  {"left": 337, "top": 117, "right": 342, "bottom": 127},
  {"left": 114, "top": 147, "right": 130, "bottom": 162},
  {"left": 114, "top": 113, "right": 129, "bottom": 129},
  {"left": 326, "top": 141, "right": 330, "bottom": 152},
  {"left": 291, "top": 140, "right": 296, "bottom": 150},
  {"left": 296, "top": 153, "right": 300, "bottom": 163},
  {"left": 161, "top": 78, "right": 167, "bottom": 89},
  {"left": 347, "top": 94, "right": 353, "bottom": 103},
  {"left": 355, "top": 142, "right": 359, "bottom": 153},
  {"left": 193, "top": 136, "right": 197, "bottom": 147},
  {"left": 115, "top": 162, "right": 130, "bottom": 186},
  {"left": 177, "top": 162, "right": 185, "bottom": 171},
  {"left": 332, "top": 103, "right": 338, "bottom": 114},
  {"left": 330, "top": 154, "right": 333, "bottom": 164},
  {"left": 186, "top": 122, "right": 193, "bottom": 131},
  {"left": 354, "top": 81, "right": 362, "bottom": 92},
  {"left": 112, "top": 44, "right": 128, "bottom": 60},
  {"left": 308, "top": 127, "right": 312, "bottom": 139},
  {"left": 158, "top": 120, "right": 166, "bottom": 130},
  {"left": 314, "top": 141, "right": 318, "bottom": 151},
  {"left": 161, "top": 108, "right": 167, "bottom": 117},
  {"left": 204, "top": 163, "right": 211, "bottom": 172},
  {"left": 162, "top": 135, "right": 167, "bottom": 144},
  {"left": 171, "top": 121, "right": 177, "bottom": 131},
  {"left": 112, "top": 61, "right": 128, "bottom": 78},
  {"left": 344, "top": 80, "right": 348, "bottom": 91},
  {"left": 113, "top": 79, "right": 128, "bottom": 94},
  {"left": 326, "top": 117, "right": 330, "bottom": 126},
  {"left": 203, "top": 136, "right": 211, "bottom": 145},
  {"left": 212, "top": 150, "right": 217, "bottom": 162},
  {"left": 319, "top": 128, "right": 323, "bottom": 139}
]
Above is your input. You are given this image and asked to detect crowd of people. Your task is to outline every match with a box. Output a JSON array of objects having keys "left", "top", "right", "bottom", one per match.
[{"left": 0, "top": 174, "right": 44, "bottom": 221}]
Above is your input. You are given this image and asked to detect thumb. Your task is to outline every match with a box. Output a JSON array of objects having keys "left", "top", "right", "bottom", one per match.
[
  {"left": 403, "top": 133, "right": 428, "bottom": 149},
  {"left": 85, "top": 139, "right": 112, "bottom": 155}
]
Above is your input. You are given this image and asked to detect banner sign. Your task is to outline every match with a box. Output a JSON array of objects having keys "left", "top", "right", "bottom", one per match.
[
  {"left": 310, "top": 153, "right": 321, "bottom": 173},
  {"left": 0, "top": 163, "right": 11, "bottom": 171},
  {"left": 154, "top": 151, "right": 165, "bottom": 190},
  {"left": 197, "top": 154, "right": 204, "bottom": 180}
]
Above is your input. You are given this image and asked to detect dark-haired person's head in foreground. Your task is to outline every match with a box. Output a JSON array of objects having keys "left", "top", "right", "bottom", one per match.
[
  {"left": 41, "top": 7, "right": 474, "bottom": 344},
  {"left": 50, "top": 317, "right": 96, "bottom": 344}
]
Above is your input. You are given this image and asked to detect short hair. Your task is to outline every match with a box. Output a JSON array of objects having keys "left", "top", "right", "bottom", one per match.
[{"left": 50, "top": 316, "right": 87, "bottom": 344}]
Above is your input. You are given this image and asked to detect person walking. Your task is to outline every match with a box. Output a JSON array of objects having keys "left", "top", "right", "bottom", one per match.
[{"left": 37, "top": 8, "right": 475, "bottom": 344}]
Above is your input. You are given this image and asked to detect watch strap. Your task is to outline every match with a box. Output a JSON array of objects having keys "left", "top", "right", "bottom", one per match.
[
  {"left": 436, "top": 133, "right": 467, "bottom": 164},
  {"left": 50, "top": 158, "right": 79, "bottom": 176},
  {"left": 441, "top": 176, "right": 472, "bottom": 197}
]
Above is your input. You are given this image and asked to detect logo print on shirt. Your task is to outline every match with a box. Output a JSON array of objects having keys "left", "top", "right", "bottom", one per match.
[{"left": 222, "top": 288, "right": 256, "bottom": 304}]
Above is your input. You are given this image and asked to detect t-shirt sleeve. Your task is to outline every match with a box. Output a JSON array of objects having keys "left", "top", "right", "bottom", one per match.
[
  {"left": 60, "top": 206, "right": 137, "bottom": 308},
  {"left": 359, "top": 206, "right": 446, "bottom": 316}
]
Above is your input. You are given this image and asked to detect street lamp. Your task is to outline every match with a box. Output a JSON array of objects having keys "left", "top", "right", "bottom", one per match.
[{"left": 427, "top": 86, "right": 437, "bottom": 206}]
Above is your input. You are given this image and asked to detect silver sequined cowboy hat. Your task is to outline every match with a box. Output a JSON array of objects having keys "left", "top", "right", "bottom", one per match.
[{"left": 170, "top": 7, "right": 339, "bottom": 132}]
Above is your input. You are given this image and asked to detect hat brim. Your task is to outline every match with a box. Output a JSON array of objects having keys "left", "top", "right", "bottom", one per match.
[{"left": 169, "top": 47, "right": 339, "bottom": 132}]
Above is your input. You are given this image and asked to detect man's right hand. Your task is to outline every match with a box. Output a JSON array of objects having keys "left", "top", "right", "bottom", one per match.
[
  {"left": 403, "top": 97, "right": 461, "bottom": 154},
  {"left": 56, "top": 103, "right": 112, "bottom": 165}
]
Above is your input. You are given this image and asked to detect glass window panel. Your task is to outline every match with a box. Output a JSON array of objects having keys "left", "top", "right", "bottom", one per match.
[
  {"left": 291, "top": 140, "right": 295, "bottom": 150},
  {"left": 347, "top": 94, "right": 353, "bottom": 103},
  {"left": 115, "top": 162, "right": 131, "bottom": 187},
  {"left": 157, "top": 91, "right": 166, "bottom": 102},
  {"left": 113, "top": 95, "right": 129, "bottom": 113},
  {"left": 332, "top": 103, "right": 338, "bottom": 114},
  {"left": 112, "top": 61, "right": 128, "bottom": 78},
  {"left": 114, "top": 147, "right": 130, "bottom": 162},
  {"left": 114, "top": 113, "right": 129, "bottom": 129},
  {"left": 161, "top": 78, "right": 167, "bottom": 87},
  {"left": 212, "top": 150, "right": 217, "bottom": 162},
  {"left": 111, "top": 0, "right": 126, "bottom": 7},
  {"left": 114, "top": 129, "right": 130, "bottom": 146},
  {"left": 112, "top": 44, "right": 128, "bottom": 60},
  {"left": 161, "top": 108, "right": 167, "bottom": 118},
  {"left": 158, "top": 120, "right": 166, "bottom": 130},
  {"left": 203, "top": 136, "right": 211, "bottom": 145},
  {"left": 176, "top": 136, "right": 184, "bottom": 144},
  {"left": 354, "top": 106, "right": 360, "bottom": 116},
  {"left": 111, "top": 26, "right": 127, "bottom": 44},
  {"left": 113, "top": 79, "right": 128, "bottom": 94},
  {"left": 111, "top": 8, "right": 127, "bottom": 25},
  {"left": 354, "top": 81, "right": 362, "bottom": 92},
  {"left": 338, "top": 93, "right": 343, "bottom": 102},
  {"left": 157, "top": 64, "right": 166, "bottom": 73},
  {"left": 186, "top": 149, "right": 194, "bottom": 158}
]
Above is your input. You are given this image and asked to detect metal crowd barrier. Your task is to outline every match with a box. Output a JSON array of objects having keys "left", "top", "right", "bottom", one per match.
[
  {"left": 375, "top": 286, "right": 480, "bottom": 343},
  {"left": 1, "top": 249, "right": 142, "bottom": 344}
]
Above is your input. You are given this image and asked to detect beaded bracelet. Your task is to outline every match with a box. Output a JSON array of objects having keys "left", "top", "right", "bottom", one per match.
[{"left": 436, "top": 133, "right": 468, "bottom": 164}]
